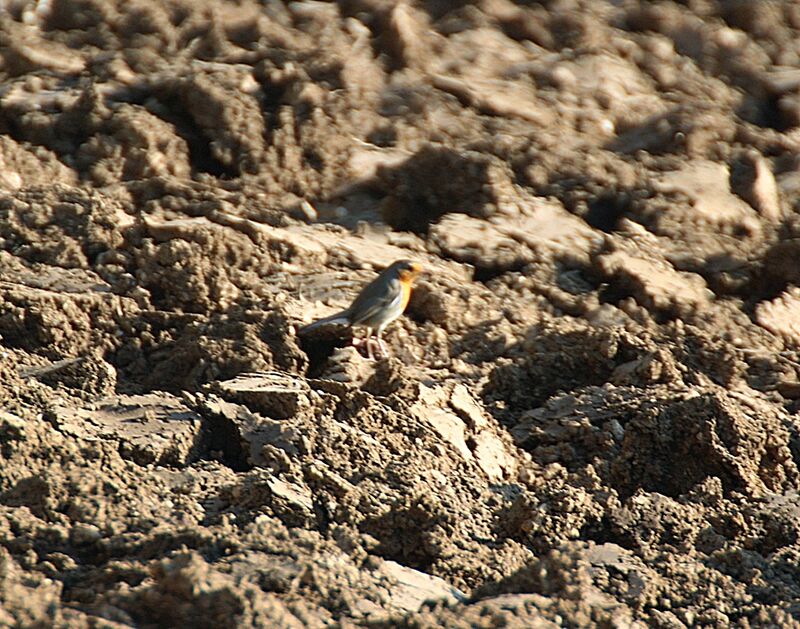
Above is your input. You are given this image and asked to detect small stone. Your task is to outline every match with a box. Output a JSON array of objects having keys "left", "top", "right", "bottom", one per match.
[
  {"left": 755, "top": 287, "right": 800, "bottom": 345},
  {"left": 550, "top": 64, "right": 578, "bottom": 88},
  {"left": 731, "top": 150, "right": 781, "bottom": 221},
  {"left": 377, "top": 560, "right": 466, "bottom": 612},
  {"left": 214, "top": 372, "right": 312, "bottom": 419},
  {"left": 70, "top": 523, "right": 101, "bottom": 546},
  {"left": 609, "top": 419, "right": 625, "bottom": 441},
  {"left": 449, "top": 383, "right": 489, "bottom": 429},
  {"left": 0, "top": 412, "right": 26, "bottom": 441},
  {"left": 55, "top": 394, "right": 203, "bottom": 466},
  {"left": 472, "top": 432, "right": 512, "bottom": 481}
]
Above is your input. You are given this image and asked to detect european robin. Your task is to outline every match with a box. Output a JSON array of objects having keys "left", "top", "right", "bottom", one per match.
[{"left": 299, "top": 259, "right": 423, "bottom": 359}]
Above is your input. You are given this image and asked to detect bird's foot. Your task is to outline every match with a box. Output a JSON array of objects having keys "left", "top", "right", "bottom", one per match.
[
  {"left": 377, "top": 338, "right": 389, "bottom": 357},
  {"left": 350, "top": 336, "right": 373, "bottom": 360},
  {"left": 351, "top": 337, "right": 388, "bottom": 360}
]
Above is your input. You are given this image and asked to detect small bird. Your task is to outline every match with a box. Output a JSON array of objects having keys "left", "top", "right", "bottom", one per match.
[{"left": 299, "top": 259, "right": 424, "bottom": 359}]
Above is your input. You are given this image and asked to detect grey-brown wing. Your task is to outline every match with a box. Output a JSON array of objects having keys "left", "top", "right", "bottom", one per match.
[{"left": 347, "top": 274, "right": 402, "bottom": 327}]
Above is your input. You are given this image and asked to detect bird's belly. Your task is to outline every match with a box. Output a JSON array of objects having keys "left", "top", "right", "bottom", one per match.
[{"left": 354, "top": 302, "right": 404, "bottom": 328}]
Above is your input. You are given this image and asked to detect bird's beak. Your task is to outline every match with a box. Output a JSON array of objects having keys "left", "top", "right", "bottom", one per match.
[{"left": 410, "top": 262, "right": 424, "bottom": 275}]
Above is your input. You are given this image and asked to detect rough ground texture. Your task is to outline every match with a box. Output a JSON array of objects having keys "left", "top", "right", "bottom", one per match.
[{"left": 2, "top": 0, "right": 800, "bottom": 626}]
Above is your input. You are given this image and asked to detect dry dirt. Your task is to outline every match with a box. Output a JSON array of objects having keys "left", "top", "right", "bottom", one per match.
[{"left": 2, "top": 0, "right": 800, "bottom": 627}]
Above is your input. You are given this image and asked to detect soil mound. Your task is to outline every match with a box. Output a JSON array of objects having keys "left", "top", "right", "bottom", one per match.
[{"left": 2, "top": 0, "right": 800, "bottom": 626}]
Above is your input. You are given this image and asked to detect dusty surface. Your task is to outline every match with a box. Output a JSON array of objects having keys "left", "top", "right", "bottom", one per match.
[{"left": 1, "top": 0, "right": 800, "bottom": 626}]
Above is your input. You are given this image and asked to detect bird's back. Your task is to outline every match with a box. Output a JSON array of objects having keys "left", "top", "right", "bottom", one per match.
[{"left": 347, "top": 267, "right": 404, "bottom": 328}]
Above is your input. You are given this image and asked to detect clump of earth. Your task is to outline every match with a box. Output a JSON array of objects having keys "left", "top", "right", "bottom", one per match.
[{"left": 2, "top": 0, "right": 800, "bottom": 626}]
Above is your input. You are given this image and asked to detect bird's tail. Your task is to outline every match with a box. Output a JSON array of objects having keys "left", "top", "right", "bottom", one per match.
[{"left": 297, "top": 310, "right": 351, "bottom": 334}]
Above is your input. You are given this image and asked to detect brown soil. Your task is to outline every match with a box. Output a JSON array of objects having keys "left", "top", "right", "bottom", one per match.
[{"left": 2, "top": 0, "right": 800, "bottom": 626}]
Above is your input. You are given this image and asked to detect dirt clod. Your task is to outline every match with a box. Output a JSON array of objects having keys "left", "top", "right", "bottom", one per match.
[{"left": 2, "top": 1, "right": 800, "bottom": 626}]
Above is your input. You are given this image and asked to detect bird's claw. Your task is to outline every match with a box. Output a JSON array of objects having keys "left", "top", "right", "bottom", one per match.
[{"left": 351, "top": 337, "right": 388, "bottom": 360}]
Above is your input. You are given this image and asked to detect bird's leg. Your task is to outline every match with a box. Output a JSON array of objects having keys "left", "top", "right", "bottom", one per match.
[
  {"left": 352, "top": 328, "right": 384, "bottom": 361},
  {"left": 365, "top": 327, "right": 374, "bottom": 360},
  {"left": 350, "top": 328, "right": 369, "bottom": 350},
  {"left": 376, "top": 328, "right": 389, "bottom": 358}
]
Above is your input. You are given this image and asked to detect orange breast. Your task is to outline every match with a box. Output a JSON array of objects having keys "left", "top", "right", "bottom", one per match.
[{"left": 398, "top": 279, "right": 413, "bottom": 312}]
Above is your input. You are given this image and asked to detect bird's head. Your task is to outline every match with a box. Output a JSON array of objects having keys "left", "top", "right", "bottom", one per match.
[{"left": 391, "top": 259, "right": 424, "bottom": 283}]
